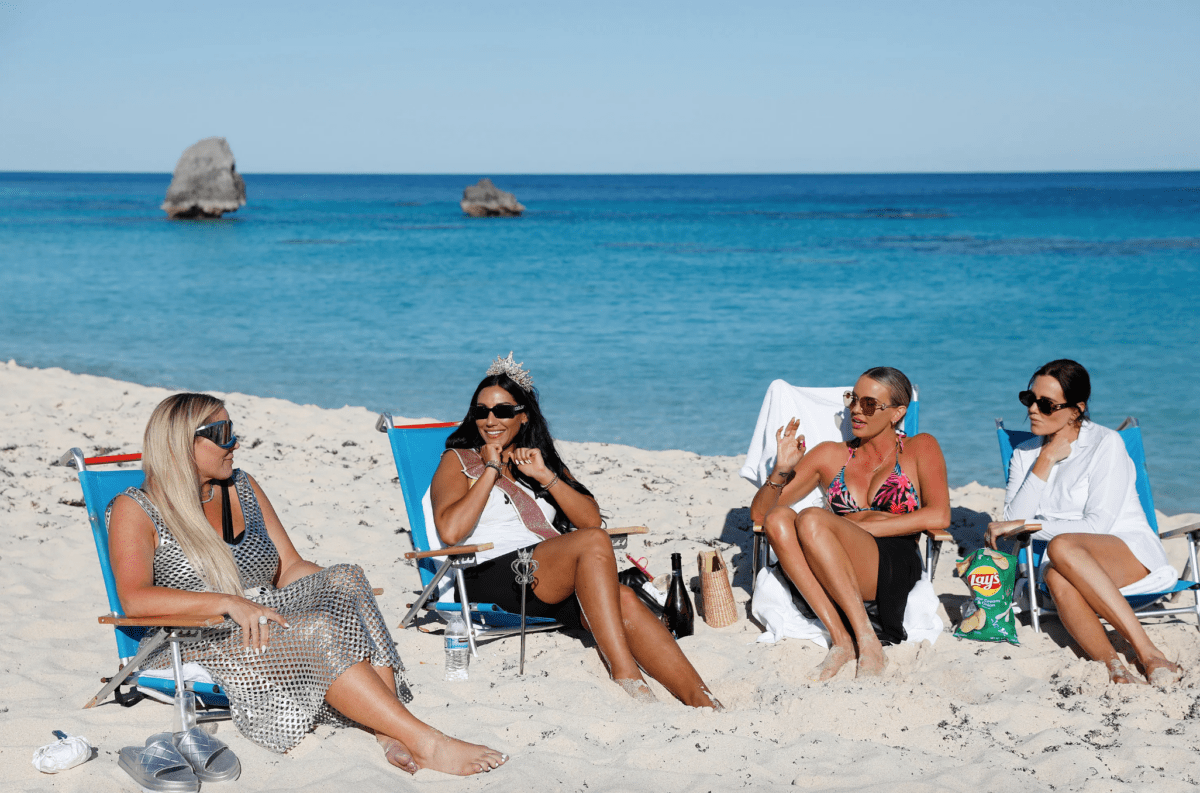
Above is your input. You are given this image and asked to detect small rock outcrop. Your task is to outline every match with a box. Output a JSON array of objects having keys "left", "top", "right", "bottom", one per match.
[
  {"left": 161, "top": 137, "right": 247, "bottom": 218},
  {"left": 460, "top": 178, "right": 524, "bottom": 217}
]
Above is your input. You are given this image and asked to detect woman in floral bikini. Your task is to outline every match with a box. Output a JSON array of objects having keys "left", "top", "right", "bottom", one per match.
[{"left": 750, "top": 367, "right": 950, "bottom": 681}]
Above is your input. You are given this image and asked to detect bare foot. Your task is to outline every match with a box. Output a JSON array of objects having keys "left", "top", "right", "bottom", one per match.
[
  {"left": 1107, "top": 659, "right": 1146, "bottom": 685},
  {"left": 1143, "top": 657, "right": 1182, "bottom": 686},
  {"left": 808, "top": 644, "right": 856, "bottom": 682},
  {"left": 856, "top": 643, "right": 888, "bottom": 678},
  {"left": 376, "top": 734, "right": 417, "bottom": 774},
  {"left": 409, "top": 729, "right": 507, "bottom": 776},
  {"left": 616, "top": 678, "right": 658, "bottom": 704}
]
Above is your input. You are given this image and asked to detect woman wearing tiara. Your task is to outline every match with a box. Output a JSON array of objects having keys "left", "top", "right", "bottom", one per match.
[
  {"left": 429, "top": 354, "right": 720, "bottom": 708},
  {"left": 108, "top": 392, "right": 507, "bottom": 777},
  {"left": 751, "top": 367, "right": 950, "bottom": 680}
]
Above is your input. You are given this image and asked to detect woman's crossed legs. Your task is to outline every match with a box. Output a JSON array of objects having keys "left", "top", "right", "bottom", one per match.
[
  {"left": 764, "top": 506, "right": 886, "bottom": 680},
  {"left": 531, "top": 527, "right": 719, "bottom": 708},
  {"left": 1043, "top": 532, "right": 1180, "bottom": 684}
]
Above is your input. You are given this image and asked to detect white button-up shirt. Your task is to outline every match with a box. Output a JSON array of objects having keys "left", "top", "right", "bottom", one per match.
[{"left": 1004, "top": 420, "right": 1170, "bottom": 573}]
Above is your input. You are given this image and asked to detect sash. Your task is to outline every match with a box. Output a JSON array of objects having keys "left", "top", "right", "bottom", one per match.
[{"left": 451, "top": 448, "right": 560, "bottom": 541}]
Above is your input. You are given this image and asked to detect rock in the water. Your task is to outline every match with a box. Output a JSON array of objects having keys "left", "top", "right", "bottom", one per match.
[
  {"left": 460, "top": 178, "right": 524, "bottom": 217},
  {"left": 161, "top": 137, "right": 247, "bottom": 219}
]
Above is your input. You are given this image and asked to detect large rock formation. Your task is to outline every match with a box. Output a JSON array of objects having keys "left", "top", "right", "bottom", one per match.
[
  {"left": 460, "top": 178, "right": 524, "bottom": 217},
  {"left": 161, "top": 137, "right": 247, "bottom": 218}
]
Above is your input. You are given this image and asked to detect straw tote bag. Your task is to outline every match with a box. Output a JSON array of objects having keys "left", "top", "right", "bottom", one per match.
[{"left": 697, "top": 549, "right": 738, "bottom": 628}]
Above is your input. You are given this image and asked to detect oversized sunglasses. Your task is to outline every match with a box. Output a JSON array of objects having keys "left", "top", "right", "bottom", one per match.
[
  {"left": 195, "top": 419, "right": 238, "bottom": 449},
  {"left": 1018, "top": 391, "right": 1075, "bottom": 415},
  {"left": 470, "top": 403, "right": 525, "bottom": 421},
  {"left": 843, "top": 391, "right": 898, "bottom": 417}
]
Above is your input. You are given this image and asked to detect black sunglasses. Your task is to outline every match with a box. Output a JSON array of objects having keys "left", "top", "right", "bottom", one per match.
[
  {"left": 843, "top": 391, "right": 898, "bottom": 417},
  {"left": 470, "top": 403, "right": 525, "bottom": 421},
  {"left": 195, "top": 419, "right": 238, "bottom": 449},
  {"left": 1018, "top": 391, "right": 1075, "bottom": 416}
]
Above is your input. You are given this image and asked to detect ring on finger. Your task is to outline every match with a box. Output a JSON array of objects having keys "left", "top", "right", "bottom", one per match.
[{"left": 258, "top": 615, "right": 269, "bottom": 625}]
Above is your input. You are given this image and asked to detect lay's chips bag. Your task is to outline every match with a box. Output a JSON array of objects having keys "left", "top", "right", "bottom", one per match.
[{"left": 953, "top": 547, "right": 1019, "bottom": 645}]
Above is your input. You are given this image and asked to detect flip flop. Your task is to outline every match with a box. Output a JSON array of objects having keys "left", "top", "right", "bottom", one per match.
[
  {"left": 117, "top": 735, "right": 199, "bottom": 793},
  {"left": 149, "top": 728, "right": 241, "bottom": 783}
]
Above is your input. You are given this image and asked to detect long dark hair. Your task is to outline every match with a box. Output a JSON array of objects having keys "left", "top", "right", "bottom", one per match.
[
  {"left": 1030, "top": 358, "right": 1090, "bottom": 425},
  {"left": 446, "top": 373, "right": 597, "bottom": 531}
]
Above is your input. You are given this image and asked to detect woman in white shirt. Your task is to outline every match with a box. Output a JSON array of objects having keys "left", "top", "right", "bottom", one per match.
[
  {"left": 986, "top": 359, "right": 1180, "bottom": 685},
  {"left": 429, "top": 355, "right": 719, "bottom": 708}
]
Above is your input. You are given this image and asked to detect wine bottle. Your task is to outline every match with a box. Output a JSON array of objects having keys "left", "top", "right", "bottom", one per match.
[{"left": 662, "top": 552, "right": 694, "bottom": 638}]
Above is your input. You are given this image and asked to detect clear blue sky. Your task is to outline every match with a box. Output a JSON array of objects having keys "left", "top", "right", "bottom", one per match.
[{"left": 1, "top": 1, "right": 1196, "bottom": 173}]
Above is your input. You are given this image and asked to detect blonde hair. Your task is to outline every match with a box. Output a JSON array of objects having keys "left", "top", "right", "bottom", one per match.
[{"left": 141, "top": 393, "right": 245, "bottom": 596}]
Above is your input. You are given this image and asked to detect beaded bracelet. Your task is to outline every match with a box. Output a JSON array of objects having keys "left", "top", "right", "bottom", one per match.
[
  {"left": 538, "top": 474, "right": 560, "bottom": 495},
  {"left": 483, "top": 460, "right": 504, "bottom": 475}
]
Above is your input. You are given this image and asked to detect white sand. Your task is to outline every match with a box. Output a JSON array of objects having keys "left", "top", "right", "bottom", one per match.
[{"left": 3, "top": 360, "right": 1200, "bottom": 792}]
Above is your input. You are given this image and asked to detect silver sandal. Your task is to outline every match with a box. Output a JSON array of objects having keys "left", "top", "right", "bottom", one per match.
[
  {"left": 149, "top": 728, "right": 241, "bottom": 783},
  {"left": 117, "top": 735, "right": 199, "bottom": 793}
]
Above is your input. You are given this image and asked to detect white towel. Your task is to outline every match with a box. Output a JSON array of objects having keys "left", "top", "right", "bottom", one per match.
[
  {"left": 739, "top": 380, "right": 852, "bottom": 512},
  {"left": 1034, "top": 557, "right": 1180, "bottom": 598},
  {"left": 752, "top": 566, "right": 943, "bottom": 646},
  {"left": 135, "top": 662, "right": 216, "bottom": 703},
  {"left": 1121, "top": 563, "right": 1182, "bottom": 596}
]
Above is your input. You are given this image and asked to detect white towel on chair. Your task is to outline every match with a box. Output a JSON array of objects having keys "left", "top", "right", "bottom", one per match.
[
  {"left": 1120, "top": 564, "right": 1181, "bottom": 596},
  {"left": 752, "top": 566, "right": 943, "bottom": 646},
  {"left": 1034, "top": 557, "right": 1179, "bottom": 598},
  {"left": 739, "top": 380, "right": 851, "bottom": 512}
]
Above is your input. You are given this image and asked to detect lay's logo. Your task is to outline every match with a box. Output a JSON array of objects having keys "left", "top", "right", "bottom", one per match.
[{"left": 969, "top": 566, "right": 1002, "bottom": 597}]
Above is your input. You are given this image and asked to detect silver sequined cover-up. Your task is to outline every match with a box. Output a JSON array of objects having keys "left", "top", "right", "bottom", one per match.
[{"left": 113, "top": 469, "right": 413, "bottom": 753}]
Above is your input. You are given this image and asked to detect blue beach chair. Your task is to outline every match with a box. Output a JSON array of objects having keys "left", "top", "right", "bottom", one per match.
[
  {"left": 375, "top": 414, "right": 647, "bottom": 656},
  {"left": 56, "top": 448, "right": 230, "bottom": 716},
  {"left": 995, "top": 418, "right": 1200, "bottom": 633},
  {"left": 749, "top": 384, "right": 952, "bottom": 587}
]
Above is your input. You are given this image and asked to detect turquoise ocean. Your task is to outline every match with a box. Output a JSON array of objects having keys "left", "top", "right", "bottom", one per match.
[{"left": 1, "top": 172, "right": 1197, "bottom": 512}]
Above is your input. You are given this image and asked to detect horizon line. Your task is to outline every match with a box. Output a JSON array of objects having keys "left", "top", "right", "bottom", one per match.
[{"left": 2, "top": 168, "right": 1199, "bottom": 178}]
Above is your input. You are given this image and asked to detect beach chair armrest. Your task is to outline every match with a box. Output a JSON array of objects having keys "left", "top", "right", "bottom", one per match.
[
  {"left": 925, "top": 528, "right": 953, "bottom": 542},
  {"left": 1159, "top": 522, "right": 1200, "bottom": 541},
  {"left": 753, "top": 523, "right": 764, "bottom": 534},
  {"left": 99, "top": 614, "right": 226, "bottom": 628},
  {"left": 606, "top": 526, "right": 649, "bottom": 536},
  {"left": 1000, "top": 525, "right": 1040, "bottom": 541},
  {"left": 404, "top": 543, "right": 495, "bottom": 560}
]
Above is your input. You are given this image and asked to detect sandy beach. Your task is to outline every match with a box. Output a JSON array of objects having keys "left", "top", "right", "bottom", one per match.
[{"left": 3, "top": 359, "right": 1200, "bottom": 792}]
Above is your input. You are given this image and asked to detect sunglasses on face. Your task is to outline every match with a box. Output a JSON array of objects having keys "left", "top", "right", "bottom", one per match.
[
  {"left": 1018, "top": 390, "right": 1075, "bottom": 416},
  {"left": 195, "top": 419, "right": 237, "bottom": 449},
  {"left": 470, "top": 403, "right": 525, "bottom": 421},
  {"left": 843, "top": 391, "right": 897, "bottom": 417}
]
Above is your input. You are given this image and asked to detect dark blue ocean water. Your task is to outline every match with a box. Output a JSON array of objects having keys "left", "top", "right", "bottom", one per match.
[{"left": 2, "top": 172, "right": 1198, "bottom": 512}]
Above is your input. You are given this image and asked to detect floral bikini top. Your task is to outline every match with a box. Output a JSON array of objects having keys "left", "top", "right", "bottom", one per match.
[{"left": 825, "top": 434, "right": 921, "bottom": 516}]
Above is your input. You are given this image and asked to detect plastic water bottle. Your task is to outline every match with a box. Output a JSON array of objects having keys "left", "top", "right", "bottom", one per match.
[{"left": 444, "top": 612, "right": 470, "bottom": 681}]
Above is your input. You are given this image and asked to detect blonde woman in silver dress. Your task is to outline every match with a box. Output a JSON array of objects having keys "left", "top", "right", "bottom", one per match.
[{"left": 108, "top": 392, "right": 506, "bottom": 776}]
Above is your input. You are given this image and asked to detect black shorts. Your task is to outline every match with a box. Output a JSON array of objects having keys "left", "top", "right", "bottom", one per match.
[
  {"left": 458, "top": 544, "right": 584, "bottom": 630},
  {"left": 872, "top": 535, "right": 923, "bottom": 645}
]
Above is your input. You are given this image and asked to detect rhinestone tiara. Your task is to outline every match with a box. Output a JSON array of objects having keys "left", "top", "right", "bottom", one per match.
[{"left": 485, "top": 351, "right": 534, "bottom": 390}]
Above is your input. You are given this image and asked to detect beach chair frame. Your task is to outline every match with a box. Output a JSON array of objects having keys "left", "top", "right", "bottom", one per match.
[
  {"left": 750, "top": 390, "right": 952, "bottom": 589},
  {"left": 995, "top": 417, "right": 1200, "bottom": 633},
  {"left": 55, "top": 448, "right": 231, "bottom": 718},
  {"left": 376, "top": 413, "right": 648, "bottom": 657}
]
